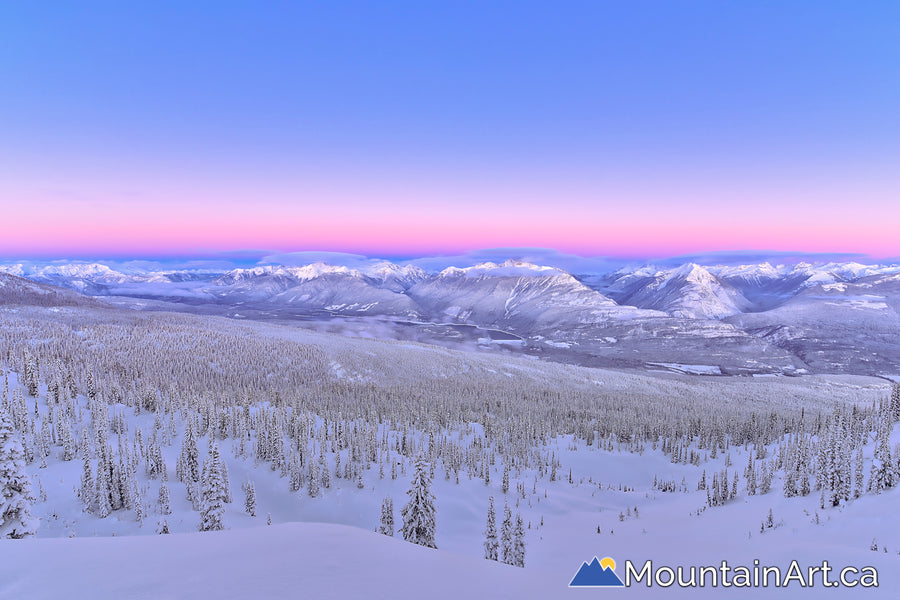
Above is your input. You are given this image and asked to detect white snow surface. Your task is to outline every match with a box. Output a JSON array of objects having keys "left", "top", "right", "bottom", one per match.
[
  {"left": 1, "top": 523, "right": 561, "bottom": 600},
  {"left": 1, "top": 325, "right": 899, "bottom": 598}
]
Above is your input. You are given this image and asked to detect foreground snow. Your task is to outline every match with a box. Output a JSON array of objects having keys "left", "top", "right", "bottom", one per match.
[
  {"left": 2, "top": 305, "right": 899, "bottom": 598},
  {"left": 1, "top": 522, "right": 559, "bottom": 600},
  {"left": 4, "top": 504, "right": 898, "bottom": 599}
]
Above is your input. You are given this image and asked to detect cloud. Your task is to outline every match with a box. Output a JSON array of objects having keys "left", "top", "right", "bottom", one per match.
[
  {"left": 655, "top": 250, "right": 880, "bottom": 267},
  {"left": 257, "top": 251, "right": 388, "bottom": 269}
]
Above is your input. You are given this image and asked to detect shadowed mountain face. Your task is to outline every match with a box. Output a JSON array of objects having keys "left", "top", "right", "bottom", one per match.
[
  {"left": 0, "top": 272, "right": 103, "bottom": 308},
  {"left": 3, "top": 258, "right": 899, "bottom": 376},
  {"left": 725, "top": 273, "right": 900, "bottom": 375},
  {"left": 601, "top": 263, "right": 752, "bottom": 319}
]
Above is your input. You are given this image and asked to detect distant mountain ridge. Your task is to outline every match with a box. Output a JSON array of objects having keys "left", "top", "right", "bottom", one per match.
[
  {"left": 2, "top": 256, "right": 899, "bottom": 376},
  {"left": 0, "top": 272, "right": 102, "bottom": 307}
]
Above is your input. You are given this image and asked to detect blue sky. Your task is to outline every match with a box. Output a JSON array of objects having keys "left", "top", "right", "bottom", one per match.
[{"left": 1, "top": 2, "right": 898, "bottom": 257}]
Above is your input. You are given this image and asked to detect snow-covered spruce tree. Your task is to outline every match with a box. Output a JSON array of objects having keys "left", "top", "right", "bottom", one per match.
[
  {"left": 319, "top": 452, "right": 331, "bottom": 490},
  {"left": 307, "top": 458, "right": 320, "bottom": 498},
  {"left": 158, "top": 481, "right": 171, "bottom": 515},
  {"left": 198, "top": 442, "right": 227, "bottom": 532},
  {"left": 95, "top": 460, "right": 112, "bottom": 518},
  {"left": 868, "top": 413, "right": 896, "bottom": 494},
  {"left": 853, "top": 445, "right": 864, "bottom": 499},
  {"left": 890, "top": 383, "right": 900, "bottom": 424},
  {"left": 758, "top": 461, "right": 773, "bottom": 495},
  {"left": 500, "top": 502, "right": 513, "bottom": 564},
  {"left": 483, "top": 496, "right": 498, "bottom": 561},
  {"left": 288, "top": 453, "right": 302, "bottom": 492},
  {"left": 818, "top": 408, "right": 852, "bottom": 507},
  {"left": 177, "top": 419, "right": 200, "bottom": 485},
  {"left": 133, "top": 481, "right": 145, "bottom": 525},
  {"left": 0, "top": 411, "right": 37, "bottom": 538},
  {"left": 745, "top": 454, "right": 757, "bottom": 496},
  {"left": 221, "top": 460, "right": 232, "bottom": 503},
  {"left": 400, "top": 457, "right": 436, "bottom": 549},
  {"left": 378, "top": 496, "right": 394, "bottom": 536},
  {"left": 244, "top": 480, "right": 256, "bottom": 517},
  {"left": 78, "top": 456, "right": 94, "bottom": 511},
  {"left": 783, "top": 466, "right": 798, "bottom": 498},
  {"left": 512, "top": 513, "right": 526, "bottom": 568}
]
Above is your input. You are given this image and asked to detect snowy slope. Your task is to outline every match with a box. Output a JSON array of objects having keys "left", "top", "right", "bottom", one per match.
[
  {"left": 1, "top": 523, "right": 561, "bottom": 600},
  {"left": 0, "top": 272, "right": 100, "bottom": 308},
  {"left": 726, "top": 272, "right": 900, "bottom": 375},
  {"left": 5, "top": 356, "right": 898, "bottom": 599},
  {"left": 1, "top": 306, "right": 899, "bottom": 598}
]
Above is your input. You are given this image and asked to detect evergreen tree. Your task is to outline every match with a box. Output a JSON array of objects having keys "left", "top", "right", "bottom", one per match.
[
  {"left": 890, "top": 383, "right": 900, "bottom": 423},
  {"left": 178, "top": 420, "right": 200, "bottom": 485},
  {"left": 0, "top": 412, "right": 37, "bottom": 538},
  {"left": 95, "top": 462, "right": 112, "bottom": 518},
  {"left": 198, "top": 442, "right": 227, "bottom": 532},
  {"left": 307, "top": 459, "right": 320, "bottom": 498},
  {"left": 79, "top": 456, "right": 94, "bottom": 511},
  {"left": 483, "top": 496, "right": 498, "bottom": 561},
  {"left": 378, "top": 496, "right": 394, "bottom": 536},
  {"left": 500, "top": 502, "right": 513, "bottom": 564},
  {"left": 320, "top": 453, "right": 331, "bottom": 490},
  {"left": 158, "top": 481, "right": 171, "bottom": 515},
  {"left": 221, "top": 459, "right": 232, "bottom": 503},
  {"left": 758, "top": 461, "right": 773, "bottom": 494},
  {"left": 868, "top": 415, "right": 896, "bottom": 494},
  {"left": 133, "top": 481, "right": 145, "bottom": 524},
  {"left": 853, "top": 445, "right": 865, "bottom": 499},
  {"left": 244, "top": 480, "right": 257, "bottom": 517},
  {"left": 400, "top": 457, "right": 436, "bottom": 548},
  {"left": 783, "top": 467, "right": 798, "bottom": 498},
  {"left": 288, "top": 453, "right": 302, "bottom": 492},
  {"left": 746, "top": 455, "right": 757, "bottom": 496},
  {"left": 511, "top": 513, "right": 526, "bottom": 568}
]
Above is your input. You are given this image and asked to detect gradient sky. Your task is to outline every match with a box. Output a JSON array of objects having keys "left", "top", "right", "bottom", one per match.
[{"left": 1, "top": 2, "right": 899, "bottom": 259}]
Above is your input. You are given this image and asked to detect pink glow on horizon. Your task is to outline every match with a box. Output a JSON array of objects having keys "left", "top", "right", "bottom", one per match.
[{"left": 2, "top": 174, "right": 898, "bottom": 259}]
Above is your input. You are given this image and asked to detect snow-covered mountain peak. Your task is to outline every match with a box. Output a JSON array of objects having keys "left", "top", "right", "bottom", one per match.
[
  {"left": 37, "top": 263, "right": 125, "bottom": 280},
  {"left": 606, "top": 262, "right": 750, "bottom": 319},
  {"left": 290, "top": 263, "right": 361, "bottom": 280},
  {"left": 362, "top": 261, "right": 427, "bottom": 284},
  {"left": 711, "top": 262, "right": 782, "bottom": 280},
  {"left": 0, "top": 263, "right": 26, "bottom": 277},
  {"left": 612, "top": 264, "right": 658, "bottom": 278},
  {"left": 217, "top": 262, "right": 428, "bottom": 295},
  {"left": 438, "top": 259, "right": 566, "bottom": 279},
  {"left": 668, "top": 262, "right": 717, "bottom": 285},
  {"left": 218, "top": 263, "right": 364, "bottom": 285}
]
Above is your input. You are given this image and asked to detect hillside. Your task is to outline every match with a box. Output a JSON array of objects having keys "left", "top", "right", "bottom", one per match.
[{"left": 0, "top": 272, "right": 102, "bottom": 308}]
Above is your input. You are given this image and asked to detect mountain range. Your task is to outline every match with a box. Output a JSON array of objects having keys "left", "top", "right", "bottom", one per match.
[{"left": 2, "top": 256, "right": 898, "bottom": 377}]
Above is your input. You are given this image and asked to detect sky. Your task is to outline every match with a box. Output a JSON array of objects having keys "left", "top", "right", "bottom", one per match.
[{"left": 1, "top": 2, "right": 899, "bottom": 259}]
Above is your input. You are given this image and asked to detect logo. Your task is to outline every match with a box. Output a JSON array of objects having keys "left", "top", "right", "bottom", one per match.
[
  {"left": 570, "top": 556, "right": 625, "bottom": 587},
  {"left": 567, "top": 557, "right": 879, "bottom": 589}
]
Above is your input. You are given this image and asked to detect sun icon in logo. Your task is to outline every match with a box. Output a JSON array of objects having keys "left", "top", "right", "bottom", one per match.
[{"left": 600, "top": 557, "right": 616, "bottom": 571}]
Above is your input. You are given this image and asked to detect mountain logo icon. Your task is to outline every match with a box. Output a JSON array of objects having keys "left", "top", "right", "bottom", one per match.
[{"left": 569, "top": 556, "right": 626, "bottom": 587}]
